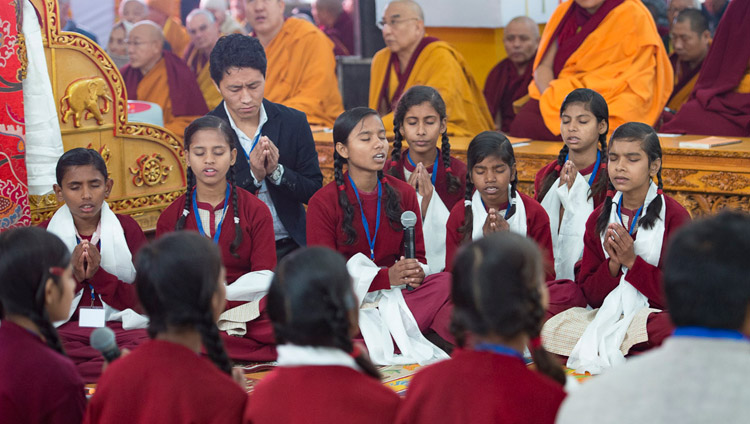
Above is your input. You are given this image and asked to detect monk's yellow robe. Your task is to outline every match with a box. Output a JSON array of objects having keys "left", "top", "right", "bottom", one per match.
[
  {"left": 183, "top": 47, "right": 223, "bottom": 110},
  {"left": 136, "top": 58, "right": 202, "bottom": 137},
  {"left": 528, "top": 0, "right": 673, "bottom": 135},
  {"left": 264, "top": 18, "right": 344, "bottom": 127},
  {"left": 163, "top": 17, "right": 191, "bottom": 59},
  {"left": 369, "top": 40, "right": 494, "bottom": 137},
  {"left": 667, "top": 56, "right": 701, "bottom": 112}
]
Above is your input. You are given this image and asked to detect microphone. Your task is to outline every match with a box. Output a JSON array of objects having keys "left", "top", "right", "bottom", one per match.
[
  {"left": 401, "top": 211, "right": 418, "bottom": 259},
  {"left": 90, "top": 327, "right": 121, "bottom": 363}
]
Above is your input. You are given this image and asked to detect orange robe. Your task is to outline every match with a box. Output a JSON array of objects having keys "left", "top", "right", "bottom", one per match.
[
  {"left": 526, "top": 0, "right": 672, "bottom": 136},
  {"left": 264, "top": 18, "right": 344, "bottom": 127},
  {"left": 667, "top": 54, "right": 701, "bottom": 112},
  {"left": 369, "top": 40, "right": 493, "bottom": 137},
  {"left": 184, "top": 46, "right": 222, "bottom": 110},
  {"left": 163, "top": 17, "right": 191, "bottom": 59},
  {"left": 136, "top": 58, "right": 203, "bottom": 137}
]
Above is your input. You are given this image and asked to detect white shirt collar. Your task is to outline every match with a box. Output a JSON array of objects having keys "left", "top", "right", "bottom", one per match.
[
  {"left": 223, "top": 101, "right": 268, "bottom": 153},
  {"left": 276, "top": 344, "right": 360, "bottom": 371}
]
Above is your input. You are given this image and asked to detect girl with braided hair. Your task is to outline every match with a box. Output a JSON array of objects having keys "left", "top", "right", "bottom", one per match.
[
  {"left": 84, "top": 232, "right": 248, "bottom": 423},
  {"left": 383, "top": 85, "right": 467, "bottom": 272},
  {"left": 397, "top": 233, "right": 566, "bottom": 424},
  {"left": 307, "top": 107, "right": 454, "bottom": 364},
  {"left": 543, "top": 122, "right": 690, "bottom": 374},
  {"left": 0, "top": 227, "right": 86, "bottom": 423},
  {"left": 445, "top": 131, "right": 554, "bottom": 280},
  {"left": 247, "top": 247, "right": 401, "bottom": 423},
  {"left": 534, "top": 88, "right": 610, "bottom": 280},
  {"left": 157, "top": 115, "right": 278, "bottom": 362}
]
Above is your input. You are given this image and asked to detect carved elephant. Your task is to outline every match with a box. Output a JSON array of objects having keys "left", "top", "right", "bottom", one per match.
[{"left": 60, "top": 77, "right": 113, "bottom": 128}]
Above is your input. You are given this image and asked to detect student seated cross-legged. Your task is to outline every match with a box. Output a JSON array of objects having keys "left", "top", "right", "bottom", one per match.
[
  {"left": 246, "top": 247, "right": 401, "bottom": 423},
  {"left": 396, "top": 233, "right": 566, "bottom": 424},
  {"left": 0, "top": 228, "right": 87, "bottom": 424},
  {"left": 40, "top": 148, "right": 149, "bottom": 382},
  {"left": 84, "top": 232, "right": 249, "bottom": 424}
]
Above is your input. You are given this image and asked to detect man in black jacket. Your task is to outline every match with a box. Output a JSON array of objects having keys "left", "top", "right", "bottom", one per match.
[{"left": 208, "top": 34, "right": 323, "bottom": 259}]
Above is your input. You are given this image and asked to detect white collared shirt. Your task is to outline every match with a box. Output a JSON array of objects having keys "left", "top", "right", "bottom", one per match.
[{"left": 223, "top": 102, "right": 289, "bottom": 240}]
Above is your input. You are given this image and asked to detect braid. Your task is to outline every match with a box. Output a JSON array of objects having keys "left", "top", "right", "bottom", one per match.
[
  {"left": 595, "top": 180, "right": 616, "bottom": 235},
  {"left": 197, "top": 310, "right": 233, "bottom": 375},
  {"left": 379, "top": 171, "right": 403, "bottom": 231},
  {"left": 588, "top": 136, "right": 608, "bottom": 200},
  {"left": 387, "top": 122, "right": 405, "bottom": 181},
  {"left": 441, "top": 133, "right": 461, "bottom": 194},
  {"left": 334, "top": 151, "right": 357, "bottom": 245},
  {"left": 176, "top": 168, "right": 196, "bottom": 231},
  {"left": 457, "top": 175, "right": 474, "bottom": 242},
  {"left": 523, "top": 281, "right": 566, "bottom": 385},
  {"left": 228, "top": 166, "right": 242, "bottom": 258},
  {"left": 536, "top": 145, "right": 568, "bottom": 202},
  {"left": 31, "top": 311, "right": 65, "bottom": 355},
  {"left": 327, "top": 296, "right": 381, "bottom": 380},
  {"left": 640, "top": 170, "right": 664, "bottom": 230},
  {"left": 507, "top": 168, "right": 518, "bottom": 220}
]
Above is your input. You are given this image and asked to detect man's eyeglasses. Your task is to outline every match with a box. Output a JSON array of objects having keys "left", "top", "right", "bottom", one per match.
[
  {"left": 125, "top": 39, "right": 152, "bottom": 47},
  {"left": 377, "top": 17, "right": 419, "bottom": 30}
]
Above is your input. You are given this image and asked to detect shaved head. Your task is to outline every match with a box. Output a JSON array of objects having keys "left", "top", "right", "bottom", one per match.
[
  {"left": 381, "top": 0, "right": 425, "bottom": 56},
  {"left": 504, "top": 16, "right": 540, "bottom": 66},
  {"left": 386, "top": 0, "right": 424, "bottom": 21},
  {"left": 131, "top": 20, "right": 165, "bottom": 44},
  {"left": 127, "top": 21, "right": 164, "bottom": 72},
  {"left": 507, "top": 16, "right": 539, "bottom": 39}
]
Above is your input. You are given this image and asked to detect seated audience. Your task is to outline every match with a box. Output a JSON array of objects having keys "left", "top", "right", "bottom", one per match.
[
  {"left": 312, "top": 0, "right": 355, "bottom": 56},
  {"left": 663, "top": 9, "right": 710, "bottom": 118},
  {"left": 184, "top": 9, "right": 223, "bottom": 109}
]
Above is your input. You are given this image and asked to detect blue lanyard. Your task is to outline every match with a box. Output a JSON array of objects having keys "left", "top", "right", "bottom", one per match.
[
  {"left": 673, "top": 327, "right": 748, "bottom": 341},
  {"left": 565, "top": 150, "right": 601, "bottom": 186},
  {"left": 617, "top": 200, "right": 644, "bottom": 235},
  {"left": 192, "top": 183, "right": 231, "bottom": 244},
  {"left": 474, "top": 342, "right": 525, "bottom": 362},
  {"left": 75, "top": 237, "right": 101, "bottom": 305},
  {"left": 406, "top": 149, "right": 438, "bottom": 186},
  {"left": 239, "top": 132, "right": 262, "bottom": 161},
  {"left": 481, "top": 197, "right": 512, "bottom": 220},
  {"left": 348, "top": 175, "right": 381, "bottom": 260}
]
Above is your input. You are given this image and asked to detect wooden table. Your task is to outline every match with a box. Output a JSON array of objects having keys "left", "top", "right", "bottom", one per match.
[{"left": 314, "top": 131, "right": 750, "bottom": 217}]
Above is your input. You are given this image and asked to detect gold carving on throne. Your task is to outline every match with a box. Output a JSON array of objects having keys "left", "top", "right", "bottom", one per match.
[
  {"left": 130, "top": 154, "right": 172, "bottom": 187},
  {"left": 60, "top": 77, "right": 112, "bottom": 127}
]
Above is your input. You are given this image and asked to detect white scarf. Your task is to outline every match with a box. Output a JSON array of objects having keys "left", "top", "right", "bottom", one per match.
[
  {"left": 217, "top": 270, "right": 274, "bottom": 336},
  {"left": 277, "top": 344, "right": 359, "bottom": 371},
  {"left": 347, "top": 253, "right": 449, "bottom": 366},
  {"left": 46, "top": 202, "right": 147, "bottom": 329},
  {"left": 541, "top": 171, "right": 595, "bottom": 280},
  {"left": 404, "top": 167, "right": 450, "bottom": 274},
  {"left": 470, "top": 185, "right": 527, "bottom": 241},
  {"left": 567, "top": 182, "right": 664, "bottom": 374}
]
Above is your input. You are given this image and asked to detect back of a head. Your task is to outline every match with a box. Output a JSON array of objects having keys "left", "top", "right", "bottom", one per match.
[
  {"left": 209, "top": 33, "right": 267, "bottom": 85},
  {"left": 0, "top": 227, "right": 70, "bottom": 353},
  {"left": 266, "top": 247, "right": 355, "bottom": 348},
  {"left": 665, "top": 211, "right": 750, "bottom": 330},
  {"left": 451, "top": 232, "right": 544, "bottom": 346}
]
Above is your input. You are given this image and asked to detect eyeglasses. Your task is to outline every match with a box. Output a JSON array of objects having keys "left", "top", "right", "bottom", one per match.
[
  {"left": 377, "top": 17, "right": 419, "bottom": 30},
  {"left": 125, "top": 39, "right": 153, "bottom": 47}
]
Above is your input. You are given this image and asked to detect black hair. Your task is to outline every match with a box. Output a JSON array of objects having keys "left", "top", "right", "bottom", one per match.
[
  {"left": 665, "top": 211, "right": 750, "bottom": 330},
  {"left": 388, "top": 86, "right": 461, "bottom": 194},
  {"left": 177, "top": 115, "right": 243, "bottom": 258},
  {"left": 458, "top": 131, "right": 518, "bottom": 242},
  {"left": 55, "top": 147, "right": 108, "bottom": 185},
  {"left": 332, "top": 107, "right": 403, "bottom": 245},
  {"left": 267, "top": 247, "right": 381, "bottom": 379},
  {"left": 209, "top": 33, "right": 267, "bottom": 86},
  {"left": 451, "top": 232, "right": 566, "bottom": 385},
  {"left": 135, "top": 232, "right": 233, "bottom": 375},
  {"left": 536, "top": 88, "right": 609, "bottom": 202},
  {"left": 675, "top": 8, "right": 709, "bottom": 34},
  {"left": 0, "top": 227, "right": 71, "bottom": 355},
  {"left": 596, "top": 122, "right": 663, "bottom": 235}
]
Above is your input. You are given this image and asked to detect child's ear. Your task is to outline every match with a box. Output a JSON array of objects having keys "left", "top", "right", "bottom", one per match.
[
  {"left": 53, "top": 184, "right": 64, "bottom": 203},
  {"left": 598, "top": 120, "right": 608, "bottom": 136},
  {"left": 335, "top": 142, "right": 349, "bottom": 160},
  {"left": 650, "top": 158, "right": 662, "bottom": 177},
  {"left": 43, "top": 277, "right": 59, "bottom": 310},
  {"left": 440, "top": 118, "right": 447, "bottom": 136},
  {"left": 104, "top": 178, "right": 114, "bottom": 198},
  {"left": 230, "top": 148, "right": 237, "bottom": 166}
]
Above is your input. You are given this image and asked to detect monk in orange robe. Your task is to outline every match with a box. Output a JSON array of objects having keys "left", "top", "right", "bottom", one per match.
[
  {"left": 484, "top": 16, "right": 540, "bottom": 133},
  {"left": 184, "top": 9, "right": 223, "bottom": 109},
  {"left": 510, "top": 0, "right": 673, "bottom": 141},
  {"left": 247, "top": 0, "right": 343, "bottom": 127},
  {"left": 145, "top": 0, "right": 191, "bottom": 56},
  {"left": 369, "top": 0, "right": 493, "bottom": 137},
  {"left": 121, "top": 22, "right": 208, "bottom": 138},
  {"left": 663, "top": 9, "right": 710, "bottom": 122},
  {"left": 661, "top": 0, "right": 750, "bottom": 136}
]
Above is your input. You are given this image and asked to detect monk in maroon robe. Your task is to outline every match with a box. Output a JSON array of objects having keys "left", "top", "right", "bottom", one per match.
[
  {"left": 661, "top": 0, "right": 750, "bottom": 136},
  {"left": 484, "top": 16, "right": 540, "bottom": 133},
  {"left": 312, "top": 0, "right": 355, "bottom": 56}
]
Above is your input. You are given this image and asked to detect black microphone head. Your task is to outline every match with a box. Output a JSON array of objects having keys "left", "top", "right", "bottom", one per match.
[
  {"left": 401, "top": 211, "right": 417, "bottom": 228},
  {"left": 90, "top": 327, "right": 116, "bottom": 353}
]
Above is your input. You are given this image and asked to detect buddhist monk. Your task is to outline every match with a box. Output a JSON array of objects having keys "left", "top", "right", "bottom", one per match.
[
  {"left": 246, "top": 0, "right": 344, "bottom": 127},
  {"left": 145, "top": 0, "right": 191, "bottom": 56},
  {"left": 509, "top": 0, "right": 673, "bottom": 141},
  {"left": 312, "top": 0, "right": 355, "bottom": 56},
  {"left": 201, "top": 0, "right": 247, "bottom": 34},
  {"left": 664, "top": 9, "right": 710, "bottom": 116},
  {"left": 118, "top": 0, "right": 149, "bottom": 30},
  {"left": 369, "top": 0, "right": 493, "bottom": 137},
  {"left": 121, "top": 22, "right": 209, "bottom": 137},
  {"left": 483, "top": 16, "right": 540, "bottom": 133},
  {"left": 184, "top": 9, "right": 223, "bottom": 109},
  {"left": 661, "top": 0, "right": 750, "bottom": 137}
]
